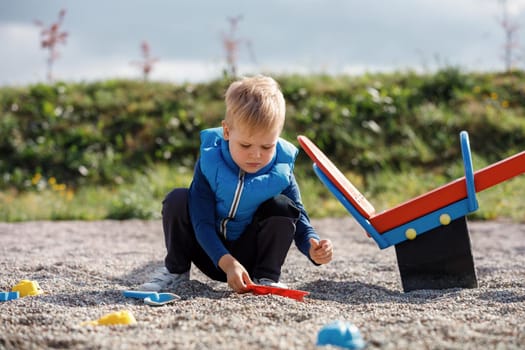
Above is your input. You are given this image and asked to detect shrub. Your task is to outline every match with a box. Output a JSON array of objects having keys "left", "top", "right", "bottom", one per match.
[{"left": 1, "top": 70, "right": 524, "bottom": 190}]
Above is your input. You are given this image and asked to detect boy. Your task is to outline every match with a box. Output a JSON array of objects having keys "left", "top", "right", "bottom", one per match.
[{"left": 141, "top": 75, "right": 333, "bottom": 293}]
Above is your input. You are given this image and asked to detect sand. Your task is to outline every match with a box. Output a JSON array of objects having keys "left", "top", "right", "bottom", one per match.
[{"left": 1, "top": 218, "right": 524, "bottom": 349}]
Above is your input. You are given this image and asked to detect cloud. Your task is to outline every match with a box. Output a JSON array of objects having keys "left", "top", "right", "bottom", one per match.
[
  {"left": 0, "top": 22, "right": 44, "bottom": 84},
  {"left": 0, "top": 1, "right": 516, "bottom": 86},
  {"left": 506, "top": 0, "right": 525, "bottom": 15},
  {"left": 78, "top": 58, "right": 224, "bottom": 83},
  {"left": 0, "top": 21, "right": 224, "bottom": 85},
  {"left": 0, "top": 20, "right": 379, "bottom": 85}
]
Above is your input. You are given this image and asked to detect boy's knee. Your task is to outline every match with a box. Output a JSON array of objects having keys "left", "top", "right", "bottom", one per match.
[
  {"left": 162, "top": 188, "right": 188, "bottom": 213},
  {"left": 253, "top": 194, "right": 301, "bottom": 223},
  {"left": 266, "top": 216, "right": 297, "bottom": 236}
]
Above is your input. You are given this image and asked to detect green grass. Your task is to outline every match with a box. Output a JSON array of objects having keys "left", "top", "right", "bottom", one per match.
[
  {"left": 0, "top": 164, "right": 193, "bottom": 222},
  {"left": 2, "top": 163, "right": 523, "bottom": 223}
]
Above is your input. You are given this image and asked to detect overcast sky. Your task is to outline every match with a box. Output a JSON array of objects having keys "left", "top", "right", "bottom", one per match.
[{"left": 2, "top": 0, "right": 525, "bottom": 86}]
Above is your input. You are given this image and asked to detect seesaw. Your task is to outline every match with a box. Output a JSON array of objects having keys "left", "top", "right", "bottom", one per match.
[{"left": 298, "top": 131, "right": 525, "bottom": 292}]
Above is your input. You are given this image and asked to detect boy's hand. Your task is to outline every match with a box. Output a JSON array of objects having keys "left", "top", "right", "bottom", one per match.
[
  {"left": 218, "top": 254, "right": 252, "bottom": 293},
  {"left": 309, "top": 238, "right": 333, "bottom": 264}
]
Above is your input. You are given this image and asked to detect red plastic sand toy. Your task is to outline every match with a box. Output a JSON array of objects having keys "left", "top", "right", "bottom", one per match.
[{"left": 246, "top": 284, "right": 309, "bottom": 301}]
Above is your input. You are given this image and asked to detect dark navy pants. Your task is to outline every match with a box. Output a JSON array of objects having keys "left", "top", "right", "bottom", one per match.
[{"left": 162, "top": 188, "right": 301, "bottom": 282}]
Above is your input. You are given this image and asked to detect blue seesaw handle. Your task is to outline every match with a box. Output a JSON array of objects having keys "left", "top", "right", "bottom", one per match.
[{"left": 460, "top": 131, "right": 478, "bottom": 212}]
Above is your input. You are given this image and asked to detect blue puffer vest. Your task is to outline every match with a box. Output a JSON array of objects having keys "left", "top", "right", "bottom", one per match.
[{"left": 199, "top": 127, "right": 298, "bottom": 240}]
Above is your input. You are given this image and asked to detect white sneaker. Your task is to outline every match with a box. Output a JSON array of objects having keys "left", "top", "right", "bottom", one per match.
[
  {"left": 254, "top": 277, "right": 288, "bottom": 289},
  {"left": 139, "top": 267, "right": 189, "bottom": 292}
]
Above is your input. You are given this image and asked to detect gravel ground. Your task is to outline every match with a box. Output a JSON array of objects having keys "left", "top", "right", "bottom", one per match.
[{"left": 0, "top": 218, "right": 524, "bottom": 350}]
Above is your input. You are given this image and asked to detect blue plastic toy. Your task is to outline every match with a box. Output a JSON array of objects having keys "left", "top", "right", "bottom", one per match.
[
  {"left": 122, "top": 290, "right": 180, "bottom": 306},
  {"left": 317, "top": 320, "right": 365, "bottom": 349},
  {"left": 0, "top": 291, "right": 20, "bottom": 302}
]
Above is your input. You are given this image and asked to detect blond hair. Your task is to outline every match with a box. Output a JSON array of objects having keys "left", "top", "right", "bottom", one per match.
[{"left": 224, "top": 75, "right": 285, "bottom": 133}]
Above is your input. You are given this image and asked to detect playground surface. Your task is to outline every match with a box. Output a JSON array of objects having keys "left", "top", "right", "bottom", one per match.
[{"left": 1, "top": 218, "right": 524, "bottom": 349}]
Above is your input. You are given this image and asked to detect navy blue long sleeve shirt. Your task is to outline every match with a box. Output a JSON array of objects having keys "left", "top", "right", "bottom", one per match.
[{"left": 188, "top": 160, "right": 320, "bottom": 267}]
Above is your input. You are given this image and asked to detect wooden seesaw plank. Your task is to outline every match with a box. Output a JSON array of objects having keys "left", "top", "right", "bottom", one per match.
[
  {"left": 298, "top": 135, "right": 525, "bottom": 233},
  {"left": 297, "top": 135, "right": 376, "bottom": 219},
  {"left": 372, "top": 150, "right": 525, "bottom": 232}
]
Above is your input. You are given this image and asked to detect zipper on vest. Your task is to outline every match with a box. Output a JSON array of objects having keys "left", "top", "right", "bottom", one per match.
[{"left": 220, "top": 169, "right": 245, "bottom": 239}]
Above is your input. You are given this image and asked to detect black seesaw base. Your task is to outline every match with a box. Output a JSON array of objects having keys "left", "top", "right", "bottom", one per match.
[{"left": 395, "top": 216, "right": 478, "bottom": 292}]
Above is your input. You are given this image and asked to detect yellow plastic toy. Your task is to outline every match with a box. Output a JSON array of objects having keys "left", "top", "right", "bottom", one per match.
[
  {"left": 82, "top": 310, "right": 137, "bottom": 326},
  {"left": 11, "top": 280, "right": 44, "bottom": 297}
]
